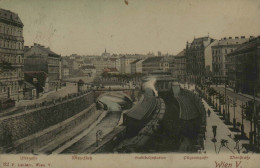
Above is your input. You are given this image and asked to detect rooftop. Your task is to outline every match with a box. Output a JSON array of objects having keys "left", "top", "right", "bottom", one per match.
[
  {"left": 125, "top": 96, "right": 157, "bottom": 120},
  {"left": 228, "top": 36, "right": 260, "bottom": 55},
  {"left": 143, "top": 56, "right": 164, "bottom": 63},
  {"left": 176, "top": 49, "right": 186, "bottom": 57},
  {"left": 0, "top": 8, "right": 23, "bottom": 27},
  {"left": 27, "top": 43, "right": 60, "bottom": 57},
  {"left": 130, "top": 59, "right": 143, "bottom": 64},
  {"left": 212, "top": 37, "right": 249, "bottom": 47}
]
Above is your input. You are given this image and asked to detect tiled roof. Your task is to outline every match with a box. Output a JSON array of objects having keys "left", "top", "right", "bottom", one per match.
[
  {"left": 130, "top": 59, "right": 142, "bottom": 64},
  {"left": 212, "top": 38, "right": 249, "bottom": 47},
  {"left": 0, "top": 8, "right": 23, "bottom": 26},
  {"left": 230, "top": 37, "right": 260, "bottom": 54},
  {"left": 104, "top": 67, "right": 118, "bottom": 72},
  {"left": 143, "top": 57, "right": 163, "bottom": 63},
  {"left": 176, "top": 49, "right": 186, "bottom": 57},
  {"left": 190, "top": 36, "right": 215, "bottom": 48},
  {"left": 38, "top": 45, "right": 59, "bottom": 56},
  {"left": 27, "top": 44, "right": 60, "bottom": 57}
]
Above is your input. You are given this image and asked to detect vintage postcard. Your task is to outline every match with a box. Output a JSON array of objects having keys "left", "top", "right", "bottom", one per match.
[{"left": 0, "top": 0, "right": 260, "bottom": 167}]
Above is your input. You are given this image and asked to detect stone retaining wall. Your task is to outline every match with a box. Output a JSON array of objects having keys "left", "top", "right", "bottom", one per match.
[
  {"left": 0, "top": 91, "right": 95, "bottom": 147},
  {"left": 9, "top": 104, "right": 100, "bottom": 153}
]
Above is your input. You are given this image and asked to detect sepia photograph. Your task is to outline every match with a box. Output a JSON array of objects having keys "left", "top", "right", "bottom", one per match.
[{"left": 0, "top": 0, "right": 260, "bottom": 167}]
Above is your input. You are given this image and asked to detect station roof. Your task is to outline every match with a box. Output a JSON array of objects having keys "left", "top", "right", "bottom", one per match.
[{"left": 125, "top": 96, "right": 157, "bottom": 120}]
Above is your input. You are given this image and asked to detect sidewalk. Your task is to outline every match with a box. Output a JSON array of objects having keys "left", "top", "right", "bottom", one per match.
[
  {"left": 212, "top": 85, "right": 255, "bottom": 147},
  {"left": 203, "top": 99, "right": 248, "bottom": 154},
  {"left": 181, "top": 83, "right": 249, "bottom": 154}
]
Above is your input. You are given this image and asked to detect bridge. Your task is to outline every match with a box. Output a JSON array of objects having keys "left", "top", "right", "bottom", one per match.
[{"left": 155, "top": 76, "right": 177, "bottom": 92}]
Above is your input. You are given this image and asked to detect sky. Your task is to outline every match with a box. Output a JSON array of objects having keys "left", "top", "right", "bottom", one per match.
[{"left": 0, "top": 0, "right": 260, "bottom": 56}]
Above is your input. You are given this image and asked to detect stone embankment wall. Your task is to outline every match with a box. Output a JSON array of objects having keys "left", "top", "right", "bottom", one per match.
[
  {"left": 11, "top": 104, "right": 101, "bottom": 153},
  {"left": 0, "top": 91, "right": 95, "bottom": 148}
]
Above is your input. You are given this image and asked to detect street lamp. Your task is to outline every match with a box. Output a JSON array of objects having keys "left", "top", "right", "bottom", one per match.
[
  {"left": 240, "top": 103, "right": 246, "bottom": 136},
  {"left": 227, "top": 97, "right": 230, "bottom": 124}
]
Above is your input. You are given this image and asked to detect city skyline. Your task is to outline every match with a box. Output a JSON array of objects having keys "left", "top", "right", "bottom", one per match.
[{"left": 0, "top": 0, "right": 260, "bottom": 56}]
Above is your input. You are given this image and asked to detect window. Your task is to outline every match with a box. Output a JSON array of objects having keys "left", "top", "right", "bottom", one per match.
[{"left": 225, "top": 49, "right": 227, "bottom": 54}]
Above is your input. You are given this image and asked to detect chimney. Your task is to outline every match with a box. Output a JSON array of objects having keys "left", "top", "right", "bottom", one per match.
[
  {"left": 250, "top": 36, "right": 254, "bottom": 38},
  {"left": 235, "top": 37, "right": 239, "bottom": 39},
  {"left": 229, "top": 37, "right": 232, "bottom": 39},
  {"left": 224, "top": 37, "right": 227, "bottom": 40},
  {"left": 34, "top": 43, "right": 37, "bottom": 46},
  {"left": 241, "top": 36, "right": 245, "bottom": 39}
]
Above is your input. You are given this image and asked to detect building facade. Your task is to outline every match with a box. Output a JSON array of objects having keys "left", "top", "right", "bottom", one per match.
[
  {"left": 120, "top": 56, "right": 137, "bottom": 74},
  {"left": 211, "top": 36, "right": 250, "bottom": 84},
  {"left": 130, "top": 59, "right": 144, "bottom": 74},
  {"left": 0, "top": 9, "right": 24, "bottom": 100},
  {"left": 142, "top": 56, "right": 169, "bottom": 74},
  {"left": 185, "top": 36, "right": 217, "bottom": 83},
  {"left": 174, "top": 49, "right": 186, "bottom": 82},
  {"left": 24, "top": 43, "right": 61, "bottom": 91},
  {"left": 226, "top": 36, "right": 260, "bottom": 96},
  {"left": 93, "top": 57, "right": 117, "bottom": 74}
]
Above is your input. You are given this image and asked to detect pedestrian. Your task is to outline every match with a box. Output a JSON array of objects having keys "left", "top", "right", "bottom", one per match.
[
  {"left": 207, "top": 109, "right": 211, "bottom": 117},
  {"left": 212, "top": 125, "right": 217, "bottom": 139}
]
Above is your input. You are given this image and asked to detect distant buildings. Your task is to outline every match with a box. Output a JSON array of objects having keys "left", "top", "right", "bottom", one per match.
[
  {"left": 103, "top": 67, "right": 119, "bottom": 75},
  {"left": 24, "top": 43, "right": 61, "bottom": 91},
  {"left": 93, "top": 57, "right": 118, "bottom": 74},
  {"left": 81, "top": 65, "right": 96, "bottom": 77},
  {"left": 130, "top": 59, "right": 144, "bottom": 74},
  {"left": 211, "top": 36, "right": 250, "bottom": 84},
  {"left": 142, "top": 56, "right": 169, "bottom": 74},
  {"left": 226, "top": 36, "right": 260, "bottom": 95},
  {"left": 101, "top": 49, "right": 110, "bottom": 57},
  {"left": 24, "top": 71, "right": 49, "bottom": 97},
  {"left": 0, "top": 8, "right": 24, "bottom": 100},
  {"left": 61, "top": 58, "right": 70, "bottom": 79},
  {"left": 185, "top": 36, "right": 217, "bottom": 83},
  {"left": 120, "top": 56, "right": 137, "bottom": 74}
]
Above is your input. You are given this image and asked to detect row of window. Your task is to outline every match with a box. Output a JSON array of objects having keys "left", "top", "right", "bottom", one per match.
[
  {"left": 48, "top": 59, "right": 60, "bottom": 65},
  {"left": 0, "top": 54, "right": 23, "bottom": 64},
  {"left": 213, "top": 56, "right": 222, "bottom": 63},
  {"left": 0, "top": 39, "right": 23, "bottom": 50},
  {"left": 212, "top": 48, "right": 234, "bottom": 55},
  {"left": 187, "top": 51, "right": 204, "bottom": 57},
  {"left": 0, "top": 69, "right": 22, "bottom": 78},
  {"left": 0, "top": 81, "right": 20, "bottom": 93},
  {"left": 0, "top": 23, "right": 23, "bottom": 37}
]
